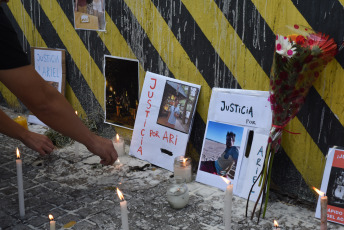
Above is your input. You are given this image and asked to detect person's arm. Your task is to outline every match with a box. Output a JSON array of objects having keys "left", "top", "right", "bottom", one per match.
[
  {"left": 0, "top": 65, "right": 117, "bottom": 165},
  {"left": 0, "top": 109, "right": 55, "bottom": 155}
]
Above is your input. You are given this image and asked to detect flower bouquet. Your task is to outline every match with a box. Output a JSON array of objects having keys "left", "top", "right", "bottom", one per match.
[{"left": 246, "top": 24, "right": 337, "bottom": 221}]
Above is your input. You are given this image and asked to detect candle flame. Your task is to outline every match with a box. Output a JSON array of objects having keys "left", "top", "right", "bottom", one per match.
[
  {"left": 221, "top": 176, "right": 230, "bottom": 185},
  {"left": 116, "top": 134, "right": 119, "bottom": 141},
  {"left": 182, "top": 157, "right": 187, "bottom": 166},
  {"left": 313, "top": 187, "right": 325, "bottom": 196},
  {"left": 117, "top": 188, "right": 124, "bottom": 201},
  {"left": 49, "top": 214, "right": 54, "bottom": 221},
  {"left": 75, "top": 111, "right": 78, "bottom": 115},
  {"left": 274, "top": 220, "right": 279, "bottom": 227},
  {"left": 16, "top": 148, "right": 20, "bottom": 159}
]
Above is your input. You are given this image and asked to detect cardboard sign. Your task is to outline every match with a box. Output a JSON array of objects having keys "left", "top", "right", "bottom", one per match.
[
  {"left": 196, "top": 88, "right": 272, "bottom": 201},
  {"left": 129, "top": 72, "right": 201, "bottom": 171},
  {"left": 316, "top": 147, "right": 344, "bottom": 225},
  {"left": 28, "top": 47, "right": 66, "bottom": 126}
]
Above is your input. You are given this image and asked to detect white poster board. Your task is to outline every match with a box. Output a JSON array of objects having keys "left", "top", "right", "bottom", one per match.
[
  {"left": 129, "top": 72, "right": 201, "bottom": 171},
  {"left": 315, "top": 147, "right": 344, "bottom": 226},
  {"left": 196, "top": 88, "right": 272, "bottom": 202},
  {"left": 28, "top": 48, "right": 65, "bottom": 126}
]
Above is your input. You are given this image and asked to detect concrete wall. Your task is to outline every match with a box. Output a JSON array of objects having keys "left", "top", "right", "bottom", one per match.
[{"left": 2, "top": 0, "right": 344, "bottom": 202}]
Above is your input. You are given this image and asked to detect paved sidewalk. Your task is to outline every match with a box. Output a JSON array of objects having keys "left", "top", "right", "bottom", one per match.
[{"left": 0, "top": 107, "right": 341, "bottom": 229}]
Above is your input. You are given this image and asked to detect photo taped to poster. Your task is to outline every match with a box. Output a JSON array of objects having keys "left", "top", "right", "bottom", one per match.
[
  {"left": 104, "top": 55, "right": 139, "bottom": 130},
  {"left": 74, "top": 0, "right": 106, "bottom": 31},
  {"left": 156, "top": 80, "right": 199, "bottom": 134}
]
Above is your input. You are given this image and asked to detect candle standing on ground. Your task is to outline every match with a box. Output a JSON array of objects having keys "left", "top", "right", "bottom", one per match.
[
  {"left": 74, "top": 111, "right": 80, "bottom": 154},
  {"left": 274, "top": 220, "right": 280, "bottom": 230},
  {"left": 173, "top": 156, "right": 192, "bottom": 183},
  {"left": 222, "top": 177, "right": 233, "bottom": 230},
  {"left": 16, "top": 148, "right": 25, "bottom": 218},
  {"left": 117, "top": 188, "right": 129, "bottom": 230},
  {"left": 313, "top": 187, "right": 328, "bottom": 230},
  {"left": 13, "top": 116, "right": 28, "bottom": 130},
  {"left": 113, "top": 134, "right": 125, "bottom": 156},
  {"left": 49, "top": 214, "right": 56, "bottom": 230}
]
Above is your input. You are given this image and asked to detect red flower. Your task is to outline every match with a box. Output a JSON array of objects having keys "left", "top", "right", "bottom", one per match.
[{"left": 296, "top": 35, "right": 305, "bottom": 45}]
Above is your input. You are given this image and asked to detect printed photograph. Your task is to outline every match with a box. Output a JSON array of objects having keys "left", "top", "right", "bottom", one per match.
[
  {"left": 74, "top": 0, "right": 106, "bottom": 31},
  {"left": 199, "top": 121, "right": 244, "bottom": 179},
  {"left": 327, "top": 166, "right": 344, "bottom": 208},
  {"left": 104, "top": 56, "right": 139, "bottom": 129},
  {"left": 156, "top": 80, "right": 199, "bottom": 134}
]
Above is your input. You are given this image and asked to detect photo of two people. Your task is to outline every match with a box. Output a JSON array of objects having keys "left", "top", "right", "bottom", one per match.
[{"left": 199, "top": 121, "right": 244, "bottom": 179}]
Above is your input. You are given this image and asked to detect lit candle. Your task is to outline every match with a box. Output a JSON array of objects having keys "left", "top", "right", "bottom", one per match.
[
  {"left": 274, "top": 220, "right": 281, "bottom": 230},
  {"left": 13, "top": 116, "right": 28, "bottom": 130},
  {"left": 49, "top": 214, "right": 56, "bottom": 230},
  {"left": 222, "top": 177, "right": 233, "bottom": 230},
  {"left": 313, "top": 187, "right": 327, "bottom": 230},
  {"left": 74, "top": 111, "right": 80, "bottom": 154},
  {"left": 117, "top": 188, "right": 129, "bottom": 230},
  {"left": 166, "top": 177, "right": 189, "bottom": 209},
  {"left": 173, "top": 156, "right": 192, "bottom": 183},
  {"left": 16, "top": 148, "right": 25, "bottom": 218},
  {"left": 113, "top": 134, "right": 125, "bottom": 156}
]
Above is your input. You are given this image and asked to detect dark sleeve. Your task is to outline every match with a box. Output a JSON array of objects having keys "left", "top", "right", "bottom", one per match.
[{"left": 0, "top": 7, "right": 30, "bottom": 70}]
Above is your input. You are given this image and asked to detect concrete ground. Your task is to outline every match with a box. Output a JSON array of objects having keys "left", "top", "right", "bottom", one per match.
[{"left": 0, "top": 107, "right": 342, "bottom": 230}]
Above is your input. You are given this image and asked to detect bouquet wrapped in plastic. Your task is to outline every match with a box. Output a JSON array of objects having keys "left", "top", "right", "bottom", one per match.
[{"left": 246, "top": 24, "right": 337, "bottom": 221}]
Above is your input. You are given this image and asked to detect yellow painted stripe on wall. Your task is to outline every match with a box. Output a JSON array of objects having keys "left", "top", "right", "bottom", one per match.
[
  {"left": 37, "top": 0, "right": 105, "bottom": 110},
  {"left": 0, "top": 83, "right": 20, "bottom": 108},
  {"left": 252, "top": 0, "right": 344, "bottom": 127},
  {"left": 338, "top": 0, "right": 344, "bottom": 7},
  {"left": 7, "top": 1, "right": 86, "bottom": 117},
  {"left": 251, "top": 0, "right": 329, "bottom": 187},
  {"left": 124, "top": 0, "right": 211, "bottom": 123},
  {"left": 182, "top": 0, "right": 269, "bottom": 91}
]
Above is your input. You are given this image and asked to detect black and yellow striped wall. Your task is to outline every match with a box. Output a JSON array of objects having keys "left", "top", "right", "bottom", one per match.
[{"left": 1, "top": 0, "right": 344, "bottom": 201}]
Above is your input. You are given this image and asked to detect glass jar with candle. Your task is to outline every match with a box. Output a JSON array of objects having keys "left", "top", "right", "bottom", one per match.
[
  {"left": 174, "top": 156, "right": 192, "bottom": 183},
  {"left": 166, "top": 177, "right": 189, "bottom": 209}
]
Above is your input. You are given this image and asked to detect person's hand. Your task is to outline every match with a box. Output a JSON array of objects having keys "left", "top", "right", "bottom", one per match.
[
  {"left": 86, "top": 135, "right": 118, "bottom": 165},
  {"left": 21, "top": 131, "right": 55, "bottom": 156}
]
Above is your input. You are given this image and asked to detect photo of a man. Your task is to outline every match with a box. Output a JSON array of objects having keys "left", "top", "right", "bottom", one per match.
[
  {"left": 167, "top": 98, "right": 180, "bottom": 128},
  {"left": 157, "top": 80, "right": 199, "bottom": 134},
  {"left": 199, "top": 121, "right": 244, "bottom": 179}
]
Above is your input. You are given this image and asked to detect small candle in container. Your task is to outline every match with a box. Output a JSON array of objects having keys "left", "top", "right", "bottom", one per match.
[
  {"left": 16, "top": 148, "right": 25, "bottom": 218},
  {"left": 222, "top": 177, "right": 233, "bottom": 230},
  {"left": 313, "top": 187, "right": 327, "bottom": 230},
  {"left": 113, "top": 134, "right": 125, "bottom": 156},
  {"left": 13, "top": 116, "right": 28, "bottom": 130},
  {"left": 166, "top": 177, "right": 189, "bottom": 209},
  {"left": 274, "top": 220, "right": 280, "bottom": 230},
  {"left": 117, "top": 188, "right": 129, "bottom": 230},
  {"left": 49, "top": 214, "right": 56, "bottom": 230},
  {"left": 173, "top": 156, "right": 192, "bottom": 183}
]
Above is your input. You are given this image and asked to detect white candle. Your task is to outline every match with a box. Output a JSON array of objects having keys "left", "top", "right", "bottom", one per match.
[
  {"left": 117, "top": 188, "right": 129, "bottom": 230},
  {"left": 274, "top": 220, "right": 281, "bottom": 230},
  {"left": 166, "top": 184, "right": 189, "bottom": 209},
  {"left": 222, "top": 177, "right": 232, "bottom": 230},
  {"left": 16, "top": 148, "right": 25, "bottom": 218},
  {"left": 113, "top": 134, "right": 125, "bottom": 156},
  {"left": 313, "top": 187, "right": 327, "bottom": 230},
  {"left": 173, "top": 156, "right": 192, "bottom": 183},
  {"left": 49, "top": 214, "right": 56, "bottom": 230},
  {"left": 320, "top": 195, "right": 328, "bottom": 230}
]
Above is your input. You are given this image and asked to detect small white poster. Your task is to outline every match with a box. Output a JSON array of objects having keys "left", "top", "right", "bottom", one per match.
[
  {"left": 129, "top": 72, "right": 201, "bottom": 171},
  {"left": 28, "top": 48, "right": 65, "bottom": 126},
  {"left": 196, "top": 88, "right": 272, "bottom": 201}
]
